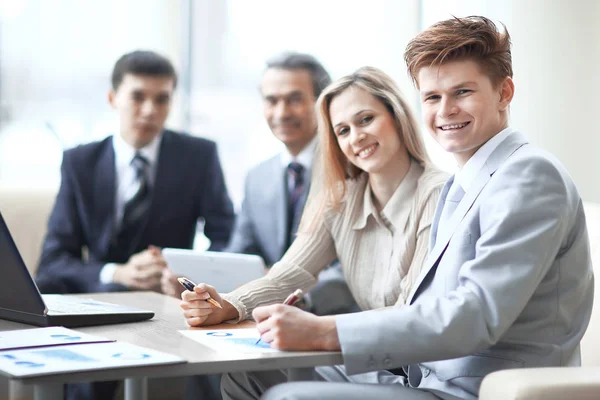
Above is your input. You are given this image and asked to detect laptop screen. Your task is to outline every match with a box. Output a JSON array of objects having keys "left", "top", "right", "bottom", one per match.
[{"left": 0, "top": 212, "right": 46, "bottom": 316}]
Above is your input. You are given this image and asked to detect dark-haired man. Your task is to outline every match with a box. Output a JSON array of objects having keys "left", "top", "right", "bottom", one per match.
[
  {"left": 221, "top": 17, "right": 593, "bottom": 400},
  {"left": 36, "top": 50, "right": 233, "bottom": 400},
  {"left": 36, "top": 50, "right": 234, "bottom": 296}
]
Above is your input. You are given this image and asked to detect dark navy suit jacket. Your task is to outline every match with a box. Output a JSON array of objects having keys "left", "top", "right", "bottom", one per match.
[{"left": 36, "top": 130, "right": 235, "bottom": 293}]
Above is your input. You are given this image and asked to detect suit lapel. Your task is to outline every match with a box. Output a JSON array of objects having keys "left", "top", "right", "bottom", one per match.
[
  {"left": 407, "top": 132, "right": 529, "bottom": 304},
  {"left": 95, "top": 138, "right": 116, "bottom": 255}
]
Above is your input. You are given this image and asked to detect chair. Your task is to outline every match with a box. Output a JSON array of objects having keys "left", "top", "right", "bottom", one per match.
[{"left": 0, "top": 187, "right": 57, "bottom": 275}]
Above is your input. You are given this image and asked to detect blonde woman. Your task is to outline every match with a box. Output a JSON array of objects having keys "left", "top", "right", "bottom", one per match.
[
  {"left": 182, "top": 65, "right": 446, "bottom": 326},
  {"left": 182, "top": 67, "right": 447, "bottom": 398}
]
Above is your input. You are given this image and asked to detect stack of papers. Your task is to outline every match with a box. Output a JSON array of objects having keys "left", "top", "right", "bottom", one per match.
[{"left": 0, "top": 327, "right": 184, "bottom": 377}]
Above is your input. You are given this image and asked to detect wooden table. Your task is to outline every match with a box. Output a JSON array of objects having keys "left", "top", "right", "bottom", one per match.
[{"left": 0, "top": 292, "right": 343, "bottom": 400}]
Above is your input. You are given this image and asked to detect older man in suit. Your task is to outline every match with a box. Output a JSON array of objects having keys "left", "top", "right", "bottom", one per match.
[
  {"left": 36, "top": 50, "right": 233, "bottom": 400},
  {"left": 224, "top": 52, "right": 357, "bottom": 316},
  {"left": 221, "top": 16, "right": 594, "bottom": 400}
]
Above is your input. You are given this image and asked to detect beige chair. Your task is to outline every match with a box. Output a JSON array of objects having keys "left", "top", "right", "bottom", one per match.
[
  {"left": 480, "top": 201, "right": 600, "bottom": 399},
  {"left": 0, "top": 186, "right": 57, "bottom": 275},
  {"left": 0, "top": 186, "right": 57, "bottom": 400}
]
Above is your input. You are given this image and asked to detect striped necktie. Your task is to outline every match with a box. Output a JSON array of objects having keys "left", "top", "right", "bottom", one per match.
[{"left": 115, "top": 153, "right": 152, "bottom": 249}]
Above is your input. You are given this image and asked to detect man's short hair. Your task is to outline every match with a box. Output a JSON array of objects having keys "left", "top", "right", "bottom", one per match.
[
  {"left": 404, "top": 16, "right": 512, "bottom": 87},
  {"left": 265, "top": 52, "right": 332, "bottom": 98},
  {"left": 111, "top": 50, "right": 177, "bottom": 90}
]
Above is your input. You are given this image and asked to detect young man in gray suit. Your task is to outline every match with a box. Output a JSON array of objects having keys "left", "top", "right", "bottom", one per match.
[
  {"left": 224, "top": 52, "right": 357, "bottom": 316},
  {"left": 222, "top": 16, "right": 594, "bottom": 400}
]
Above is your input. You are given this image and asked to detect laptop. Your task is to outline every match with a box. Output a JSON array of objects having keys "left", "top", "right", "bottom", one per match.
[
  {"left": 163, "top": 248, "right": 265, "bottom": 292},
  {"left": 0, "top": 211, "right": 154, "bottom": 327}
]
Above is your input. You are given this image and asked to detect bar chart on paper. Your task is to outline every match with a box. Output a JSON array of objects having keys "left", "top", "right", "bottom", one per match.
[{"left": 0, "top": 342, "right": 184, "bottom": 377}]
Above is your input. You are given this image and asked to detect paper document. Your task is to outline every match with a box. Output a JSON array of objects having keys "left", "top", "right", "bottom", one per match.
[
  {"left": 0, "top": 342, "right": 184, "bottom": 377},
  {"left": 0, "top": 327, "right": 113, "bottom": 351},
  {"left": 180, "top": 328, "right": 282, "bottom": 354}
]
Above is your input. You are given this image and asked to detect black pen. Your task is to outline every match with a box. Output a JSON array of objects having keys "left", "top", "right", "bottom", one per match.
[
  {"left": 255, "top": 289, "right": 304, "bottom": 345},
  {"left": 177, "top": 277, "right": 223, "bottom": 309}
]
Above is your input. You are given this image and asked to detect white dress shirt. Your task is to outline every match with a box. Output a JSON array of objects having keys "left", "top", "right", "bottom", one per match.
[
  {"left": 455, "top": 127, "right": 514, "bottom": 192},
  {"left": 279, "top": 135, "right": 318, "bottom": 187},
  {"left": 99, "top": 132, "right": 163, "bottom": 284}
]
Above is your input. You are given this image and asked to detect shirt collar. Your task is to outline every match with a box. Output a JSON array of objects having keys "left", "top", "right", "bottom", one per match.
[
  {"left": 280, "top": 135, "right": 318, "bottom": 172},
  {"left": 352, "top": 159, "right": 422, "bottom": 231},
  {"left": 455, "top": 126, "right": 513, "bottom": 192},
  {"left": 113, "top": 131, "right": 163, "bottom": 167}
]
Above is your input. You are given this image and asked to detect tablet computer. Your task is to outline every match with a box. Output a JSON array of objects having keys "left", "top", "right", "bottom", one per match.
[{"left": 163, "top": 249, "right": 265, "bottom": 293}]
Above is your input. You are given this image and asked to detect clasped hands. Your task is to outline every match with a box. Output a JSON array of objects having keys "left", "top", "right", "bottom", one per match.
[
  {"left": 112, "top": 245, "right": 184, "bottom": 296},
  {"left": 180, "top": 283, "right": 341, "bottom": 351}
]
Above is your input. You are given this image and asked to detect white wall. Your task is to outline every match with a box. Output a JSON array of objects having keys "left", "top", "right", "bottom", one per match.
[
  {"left": 188, "top": 0, "right": 422, "bottom": 207},
  {"left": 421, "top": 0, "right": 600, "bottom": 202},
  {"left": 0, "top": 0, "right": 184, "bottom": 187}
]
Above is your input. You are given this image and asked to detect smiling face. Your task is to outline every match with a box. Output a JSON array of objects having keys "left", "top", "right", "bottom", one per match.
[
  {"left": 418, "top": 59, "right": 514, "bottom": 166},
  {"left": 109, "top": 73, "right": 174, "bottom": 149},
  {"left": 261, "top": 68, "right": 318, "bottom": 156},
  {"left": 329, "top": 86, "right": 407, "bottom": 180}
]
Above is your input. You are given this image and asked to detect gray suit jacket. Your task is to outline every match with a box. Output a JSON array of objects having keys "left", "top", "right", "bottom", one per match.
[
  {"left": 336, "top": 132, "right": 594, "bottom": 399},
  {"left": 225, "top": 153, "right": 310, "bottom": 265}
]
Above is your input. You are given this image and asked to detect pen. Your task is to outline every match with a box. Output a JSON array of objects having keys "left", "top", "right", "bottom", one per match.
[
  {"left": 255, "top": 289, "right": 304, "bottom": 345},
  {"left": 177, "top": 277, "right": 223, "bottom": 309}
]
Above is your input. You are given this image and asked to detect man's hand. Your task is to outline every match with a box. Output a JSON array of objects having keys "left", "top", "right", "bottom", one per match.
[
  {"left": 113, "top": 247, "right": 165, "bottom": 291},
  {"left": 180, "top": 283, "right": 239, "bottom": 327},
  {"left": 161, "top": 268, "right": 185, "bottom": 298},
  {"left": 252, "top": 305, "right": 341, "bottom": 351}
]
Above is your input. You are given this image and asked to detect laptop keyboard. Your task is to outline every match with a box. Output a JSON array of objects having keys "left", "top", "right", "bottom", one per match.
[{"left": 43, "top": 295, "right": 141, "bottom": 315}]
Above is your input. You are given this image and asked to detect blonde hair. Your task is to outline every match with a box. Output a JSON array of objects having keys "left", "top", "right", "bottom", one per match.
[{"left": 300, "top": 66, "right": 430, "bottom": 232}]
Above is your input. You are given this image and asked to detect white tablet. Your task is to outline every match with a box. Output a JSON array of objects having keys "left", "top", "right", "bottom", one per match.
[{"left": 163, "top": 248, "right": 265, "bottom": 293}]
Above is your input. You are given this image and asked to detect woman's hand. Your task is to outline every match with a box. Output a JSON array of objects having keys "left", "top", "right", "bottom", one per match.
[{"left": 180, "top": 283, "right": 235, "bottom": 326}]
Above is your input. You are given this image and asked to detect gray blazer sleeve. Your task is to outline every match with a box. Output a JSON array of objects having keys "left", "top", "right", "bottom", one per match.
[{"left": 336, "top": 154, "right": 591, "bottom": 375}]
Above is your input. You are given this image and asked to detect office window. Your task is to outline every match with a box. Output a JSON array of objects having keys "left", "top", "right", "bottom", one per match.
[
  {"left": 188, "top": 0, "right": 421, "bottom": 206},
  {"left": 0, "top": 0, "right": 424, "bottom": 205},
  {"left": 0, "top": 0, "right": 184, "bottom": 187}
]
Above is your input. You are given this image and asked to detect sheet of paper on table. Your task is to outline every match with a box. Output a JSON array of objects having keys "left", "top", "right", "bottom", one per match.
[
  {"left": 0, "top": 327, "right": 113, "bottom": 351},
  {"left": 180, "top": 328, "right": 282, "bottom": 354},
  {"left": 0, "top": 342, "right": 185, "bottom": 377}
]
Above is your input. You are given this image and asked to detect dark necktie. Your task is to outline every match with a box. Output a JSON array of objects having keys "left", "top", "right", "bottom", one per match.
[
  {"left": 115, "top": 153, "right": 152, "bottom": 254},
  {"left": 286, "top": 162, "right": 306, "bottom": 249}
]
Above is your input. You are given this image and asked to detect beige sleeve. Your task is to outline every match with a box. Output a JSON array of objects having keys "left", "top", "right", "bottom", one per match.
[{"left": 222, "top": 214, "right": 337, "bottom": 322}]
